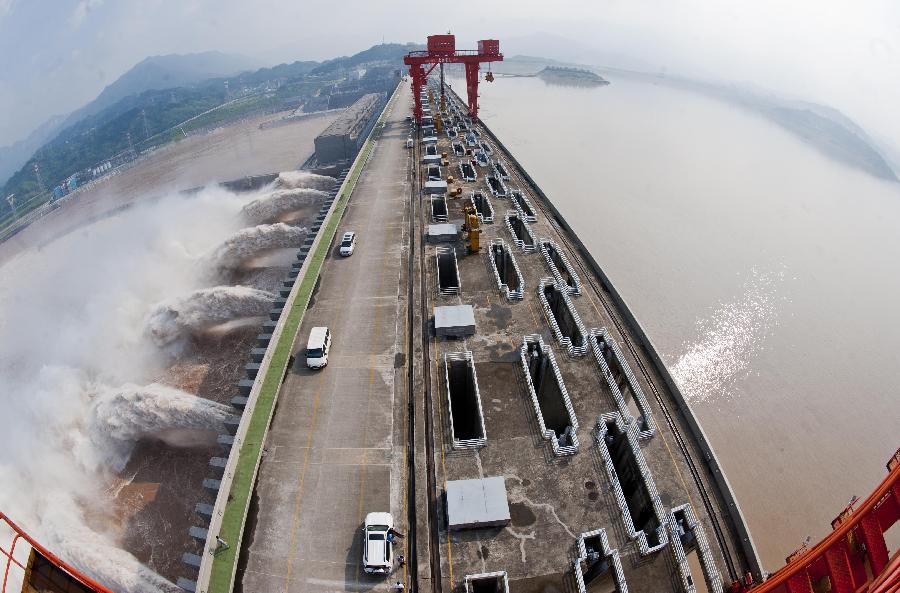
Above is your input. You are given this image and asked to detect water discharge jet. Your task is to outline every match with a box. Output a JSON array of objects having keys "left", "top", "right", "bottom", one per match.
[
  {"left": 241, "top": 188, "right": 327, "bottom": 224},
  {"left": 145, "top": 286, "right": 276, "bottom": 347},
  {"left": 87, "top": 382, "right": 234, "bottom": 471},
  {"left": 204, "top": 222, "right": 306, "bottom": 272},
  {"left": 274, "top": 171, "right": 337, "bottom": 191}
]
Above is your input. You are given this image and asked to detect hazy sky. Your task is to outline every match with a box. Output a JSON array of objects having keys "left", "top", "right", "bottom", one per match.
[{"left": 1, "top": 0, "right": 898, "bottom": 153}]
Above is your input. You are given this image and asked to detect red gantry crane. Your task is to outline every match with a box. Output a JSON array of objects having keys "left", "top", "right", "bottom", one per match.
[{"left": 403, "top": 34, "right": 503, "bottom": 123}]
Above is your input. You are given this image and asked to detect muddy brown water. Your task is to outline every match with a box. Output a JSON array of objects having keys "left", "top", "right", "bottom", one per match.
[{"left": 465, "top": 74, "right": 900, "bottom": 570}]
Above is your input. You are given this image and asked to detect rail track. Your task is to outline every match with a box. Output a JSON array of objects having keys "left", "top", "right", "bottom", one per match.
[{"left": 408, "top": 120, "right": 444, "bottom": 592}]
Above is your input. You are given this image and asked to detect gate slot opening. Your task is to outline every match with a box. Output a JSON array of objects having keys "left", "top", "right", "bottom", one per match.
[
  {"left": 436, "top": 247, "right": 461, "bottom": 296},
  {"left": 444, "top": 351, "right": 487, "bottom": 448},
  {"left": 431, "top": 194, "right": 448, "bottom": 223},
  {"left": 574, "top": 528, "right": 629, "bottom": 593},
  {"left": 505, "top": 211, "right": 536, "bottom": 252},
  {"left": 510, "top": 190, "right": 537, "bottom": 222},
  {"left": 538, "top": 278, "right": 588, "bottom": 356},
  {"left": 539, "top": 240, "right": 581, "bottom": 296},
  {"left": 459, "top": 162, "right": 477, "bottom": 182},
  {"left": 489, "top": 239, "right": 523, "bottom": 300},
  {"left": 589, "top": 328, "right": 656, "bottom": 439},
  {"left": 470, "top": 191, "right": 494, "bottom": 224},
  {"left": 520, "top": 335, "right": 579, "bottom": 455},
  {"left": 596, "top": 414, "right": 668, "bottom": 555},
  {"left": 465, "top": 571, "right": 509, "bottom": 593}
]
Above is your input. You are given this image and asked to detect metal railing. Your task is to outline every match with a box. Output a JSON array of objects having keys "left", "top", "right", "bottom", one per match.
[
  {"left": 537, "top": 277, "right": 589, "bottom": 357},
  {"left": 444, "top": 351, "right": 488, "bottom": 449},
  {"left": 589, "top": 328, "right": 656, "bottom": 439},
  {"left": 573, "top": 527, "right": 629, "bottom": 593},
  {"left": 505, "top": 210, "right": 536, "bottom": 252},
  {"left": 519, "top": 335, "right": 580, "bottom": 456},
  {"left": 666, "top": 503, "right": 724, "bottom": 593},
  {"left": 539, "top": 239, "right": 582, "bottom": 296},
  {"left": 488, "top": 238, "right": 524, "bottom": 300},
  {"left": 595, "top": 412, "right": 669, "bottom": 556}
]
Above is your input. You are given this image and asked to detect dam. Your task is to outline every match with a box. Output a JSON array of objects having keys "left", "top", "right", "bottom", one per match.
[{"left": 1, "top": 34, "right": 898, "bottom": 593}]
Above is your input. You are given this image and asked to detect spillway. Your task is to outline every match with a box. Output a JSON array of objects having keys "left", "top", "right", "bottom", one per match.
[
  {"left": 145, "top": 286, "right": 276, "bottom": 347},
  {"left": 241, "top": 188, "right": 326, "bottom": 224},
  {"left": 204, "top": 222, "right": 306, "bottom": 272}
]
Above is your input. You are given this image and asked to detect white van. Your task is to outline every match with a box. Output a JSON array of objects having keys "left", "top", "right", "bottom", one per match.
[
  {"left": 362, "top": 512, "right": 394, "bottom": 574},
  {"left": 305, "top": 326, "right": 331, "bottom": 369},
  {"left": 339, "top": 231, "right": 356, "bottom": 257}
]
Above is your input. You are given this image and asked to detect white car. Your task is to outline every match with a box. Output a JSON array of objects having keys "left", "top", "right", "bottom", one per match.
[
  {"left": 339, "top": 231, "right": 356, "bottom": 257},
  {"left": 362, "top": 512, "right": 394, "bottom": 574},
  {"left": 305, "top": 326, "right": 331, "bottom": 369}
]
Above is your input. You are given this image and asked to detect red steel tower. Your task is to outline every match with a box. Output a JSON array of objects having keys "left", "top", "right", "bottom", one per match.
[{"left": 403, "top": 34, "right": 503, "bottom": 122}]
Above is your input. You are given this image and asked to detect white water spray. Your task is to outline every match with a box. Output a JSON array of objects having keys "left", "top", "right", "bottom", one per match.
[
  {"left": 0, "top": 186, "right": 252, "bottom": 592},
  {"left": 86, "top": 383, "right": 234, "bottom": 471},
  {"left": 203, "top": 222, "right": 306, "bottom": 271},
  {"left": 241, "top": 188, "right": 326, "bottom": 224},
  {"left": 671, "top": 267, "right": 785, "bottom": 404},
  {"left": 146, "top": 285, "right": 275, "bottom": 346},
  {"left": 275, "top": 170, "right": 337, "bottom": 191}
]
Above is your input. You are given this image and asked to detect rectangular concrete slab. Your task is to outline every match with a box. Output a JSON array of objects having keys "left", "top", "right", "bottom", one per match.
[
  {"left": 446, "top": 476, "right": 511, "bottom": 530},
  {"left": 426, "top": 223, "right": 458, "bottom": 243},
  {"left": 425, "top": 180, "right": 448, "bottom": 194},
  {"left": 435, "top": 304, "right": 476, "bottom": 338}
]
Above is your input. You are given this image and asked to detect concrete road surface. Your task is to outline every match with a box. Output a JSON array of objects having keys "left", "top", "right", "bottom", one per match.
[{"left": 240, "top": 86, "right": 412, "bottom": 593}]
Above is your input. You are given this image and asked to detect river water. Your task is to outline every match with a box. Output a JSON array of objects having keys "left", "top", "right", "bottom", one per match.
[{"left": 467, "top": 74, "right": 900, "bottom": 570}]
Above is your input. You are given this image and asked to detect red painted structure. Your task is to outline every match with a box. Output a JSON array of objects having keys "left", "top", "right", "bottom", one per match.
[
  {"left": 403, "top": 34, "right": 503, "bottom": 122},
  {"left": 1, "top": 511, "right": 114, "bottom": 593},
  {"left": 734, "top": 448, "right": 900, "bottom": 593}
]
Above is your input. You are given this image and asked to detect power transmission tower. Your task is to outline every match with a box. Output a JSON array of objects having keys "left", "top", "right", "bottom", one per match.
[
  {"left": 126, "top": 131, "right": 136, "bottom": 159},
  {"left": 141, "top": 109, "right": 151, "bottom": 139},
  {"left": 32, "top": 163, "right": 46, "bottom": 194}
]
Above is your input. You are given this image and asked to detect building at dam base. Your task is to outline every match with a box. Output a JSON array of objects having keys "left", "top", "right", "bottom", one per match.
[{"left": 313, "top": 93, "right": 383, "bottom": 165}]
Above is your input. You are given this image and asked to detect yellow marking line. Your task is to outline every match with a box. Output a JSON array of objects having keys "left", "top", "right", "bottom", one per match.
[
  {"left": 355, "top": 187, "right": 392, "bottom": 589},
  {"left": 431, "top": 341, "right": 454, "bottom": 588},
  {"left": 283, "top": 366, "right": 329, "bottom": 589},
  {"left": 283, "top": 233, "right": 353, "bottom": 588},
  {"left": 526, "top": 299, "right": 541, "bottom": 330}
]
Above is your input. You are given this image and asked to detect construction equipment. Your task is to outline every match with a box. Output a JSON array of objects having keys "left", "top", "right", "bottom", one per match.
[
  {"left": 462, "top": 205, "right": 481, "bottom": 253},
  {"left": 404, "top": 35, "right": 504, "bottom": 122}
]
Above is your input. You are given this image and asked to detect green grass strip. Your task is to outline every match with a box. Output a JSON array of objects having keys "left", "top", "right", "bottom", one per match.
[{"left": 206, "top": 90, "right": 397, "bottom": 593}]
